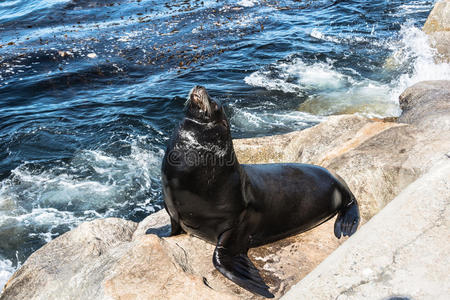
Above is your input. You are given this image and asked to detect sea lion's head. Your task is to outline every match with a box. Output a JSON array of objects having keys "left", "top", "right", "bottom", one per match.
[{"left": 185, "top": 85, "right": 229, "bottom": 129}]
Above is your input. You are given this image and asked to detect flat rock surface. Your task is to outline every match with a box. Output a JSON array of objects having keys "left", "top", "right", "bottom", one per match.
[
  {"left": 282, "top": 156, "right": 450, "bottom": 300},
  {"left": 2, "top": 80, "right": 450, "bottom": 300}
]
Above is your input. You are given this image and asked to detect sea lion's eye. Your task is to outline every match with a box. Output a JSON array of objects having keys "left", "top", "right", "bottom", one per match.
[{"left": 221, "top": 120, "right": 228, "bottom": 128}]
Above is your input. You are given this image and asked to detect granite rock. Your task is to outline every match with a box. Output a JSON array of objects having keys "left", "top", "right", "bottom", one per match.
[
  {"left": 282, "top": 156, "right": 450, "bottom": 300},
  {"left": 2, "top": 80, "right": 450, "bottom": 300},
  {"left": 423, "top": 0, "right": 450, "bottom": 62}
]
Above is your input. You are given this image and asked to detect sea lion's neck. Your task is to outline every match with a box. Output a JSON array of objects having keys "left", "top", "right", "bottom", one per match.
[{"left": 168, "top": 118, "right": 237, "bottom": 171}]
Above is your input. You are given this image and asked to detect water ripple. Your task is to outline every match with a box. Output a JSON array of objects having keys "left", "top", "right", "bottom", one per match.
[{"left": 0, "top": 0, "right": 444, "bottom": 286}]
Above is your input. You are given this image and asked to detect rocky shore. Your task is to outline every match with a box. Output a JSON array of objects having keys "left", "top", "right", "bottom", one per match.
[
  {"left": 1, "top": 1, "right": 449, "bottom": 299},
  {"left": 423, "top": 0, "right": 450, "bottom": 63}
]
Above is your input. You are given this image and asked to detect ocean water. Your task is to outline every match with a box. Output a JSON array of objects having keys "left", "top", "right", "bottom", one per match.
[{"left": 1, "top": 0, "right": 449, "bottom": 290}]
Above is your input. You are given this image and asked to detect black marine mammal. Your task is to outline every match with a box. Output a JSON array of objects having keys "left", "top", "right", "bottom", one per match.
[{"left": 161, "top": 86, "right": 360, "bottom": 298}]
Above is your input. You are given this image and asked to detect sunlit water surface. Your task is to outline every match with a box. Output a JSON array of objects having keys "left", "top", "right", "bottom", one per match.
[{"left": 1, "top": 0, "right": 449, "bottom": 289}]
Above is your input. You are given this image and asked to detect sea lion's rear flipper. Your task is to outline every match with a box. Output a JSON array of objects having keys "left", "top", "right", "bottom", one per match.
[
  {"left": 213, "top": 231, "right": 274, "bottom": 298},
  {"left": 334, "top": 198, "right": 360, "bottom": 239}
]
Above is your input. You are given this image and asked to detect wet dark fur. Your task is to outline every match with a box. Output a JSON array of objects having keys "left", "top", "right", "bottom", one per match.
[{"left": 160, "top": 86, "right": 360, "bottom": 298}]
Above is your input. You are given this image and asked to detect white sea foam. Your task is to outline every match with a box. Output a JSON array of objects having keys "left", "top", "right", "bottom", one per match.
[
  {"left": 0, "top": 137, "right": 163, "bottom": 290},
  {"left": 244, "top": 57, "right": 395, "bottom": 117},
  {"left": 0, "top": 135, "right": 163, "bottom": 265},
  {"left": 0, "top": 258, "right": 15, "bottom": 293},
  {"left": 396, "top": 1, "right": 437, "bottom": 16},
  {"left": 245, "top": 19, "right": 450, "bottom": 118},
  {"left": 230, "top": 106, "right": 325, "bottom": 133},
  {"left": 245, "top": 58, "right": 348, "bottom": 94},
  {"left": 237, "top": 0, "right": 258, "bottom": 8},
  {"left": 310, "top": 29, "right": 342, "bottom": 44},
  {"left": 310, "top": 28, "right": 384, "bottom": 47},
  {"left": 6, "top": 137, "right": 160, "bottom": 210},
  {"left": 0, "top": 208, "right": 81, "bottom": 243},
  {"left": 387, "top": 24, "right": 450, "bottom": 104}
]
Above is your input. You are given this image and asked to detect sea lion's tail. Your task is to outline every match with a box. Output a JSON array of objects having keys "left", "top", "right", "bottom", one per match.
[{"left": 334, "top": 189, "right": 360, "bottom": 239}]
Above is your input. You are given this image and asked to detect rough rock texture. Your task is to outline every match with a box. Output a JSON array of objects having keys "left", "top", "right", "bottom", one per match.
[
  {"left": 2, "top": 80, "right": 450, "bottom": 300},
  {"left": 234, "top": 116, "right": 420, "bottom": 221},
  {"left": 397, "top": 81, "right": 450, "bottom": 175},
  {"left": 399, "top": 80, "right": 450, "bottom": 130},
  {"left": 282, "top": 156, "right": 450, "bottom": 300},
  {"left": 423, "top": 0, "right": 450, "bottom": 62},
  {"left": 133, "top": 209, "right": 346, "bottom": 298},
  {"left": 1, "top": 219, "right": 138, "bottom": 300}
]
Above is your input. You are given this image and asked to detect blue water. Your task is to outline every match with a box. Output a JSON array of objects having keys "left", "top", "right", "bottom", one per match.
[{"left": 1, "top": 0, "right": 448, "bottom": 288}]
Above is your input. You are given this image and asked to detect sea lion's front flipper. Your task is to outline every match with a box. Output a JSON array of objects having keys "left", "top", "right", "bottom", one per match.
[
  {"left": 169, "top": 215, "right": 185, "bottom": 236},
  {"left": 213, "top": 231, "right": 274, "bottom": 298},
  {"left": 145, "top": 214, "right": 184, "bottom": 237},
  {"left": 163, "top": 201, "right": 185, "bottom": 236}
]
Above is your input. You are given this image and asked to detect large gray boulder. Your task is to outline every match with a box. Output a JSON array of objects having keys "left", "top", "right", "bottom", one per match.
[
  {"left": 234, "top": 116, "right": 416, "bottom": 221},
  {"left": 282, "top": 156, "right": 450, "bottom": 300},
  {"left": 281, "top": 80, "right": 450, "bottom": 299},
  {"left": 399, "top": 80, "right": 450, "bottom": 131},
  {"left": 2, "top": 79, "right": 449, "bottom": 300},
  {"left": 1, "top": 219, "right": 139, "bottom": 300},
  {"left": 423, "top": 0, "right": 450, "bottom": 62}
]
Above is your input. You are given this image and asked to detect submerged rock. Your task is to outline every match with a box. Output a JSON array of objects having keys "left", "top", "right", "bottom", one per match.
[{"left": 2, "top": 80, "right": 450, "bottom": 300}]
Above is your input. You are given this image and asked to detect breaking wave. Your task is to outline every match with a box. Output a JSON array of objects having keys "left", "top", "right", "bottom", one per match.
[{"left": 244, "top": 3, "right": 449, "bottom": 118}]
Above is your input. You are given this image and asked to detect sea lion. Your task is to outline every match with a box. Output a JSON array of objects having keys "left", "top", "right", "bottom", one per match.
[{"left": 161, "top": 86, "right": 360, "bottom": 298}]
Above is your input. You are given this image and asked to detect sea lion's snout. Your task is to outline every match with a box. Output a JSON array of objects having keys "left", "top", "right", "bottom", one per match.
[
  {"left": 189, "top": 85, "right": 212, "bottom": 115},
  {"left": 186, "top": 85, "right": 226, "bottom": 125}
]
